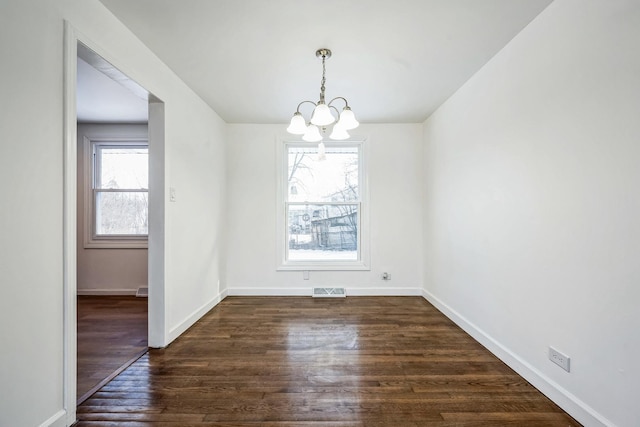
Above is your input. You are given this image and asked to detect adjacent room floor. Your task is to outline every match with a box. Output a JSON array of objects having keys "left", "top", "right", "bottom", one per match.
[
  {"left": 76, "top": 296, "right": 579, "bottom": 426},
  {"left": 77, "top": 295, "right": 148, "bottom": 404}
]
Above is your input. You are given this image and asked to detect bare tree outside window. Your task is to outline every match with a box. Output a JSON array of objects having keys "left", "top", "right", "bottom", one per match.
[{"left": 286, "top": 145, "right": 360, "bottom": 261}]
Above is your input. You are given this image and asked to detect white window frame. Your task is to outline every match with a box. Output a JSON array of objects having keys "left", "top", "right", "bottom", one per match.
[
  {"left": 276, "top": 139, "right": 370, "bottom": 271},
  {"left": 83, "top": 136, "right": 149, "bottom": 249}
]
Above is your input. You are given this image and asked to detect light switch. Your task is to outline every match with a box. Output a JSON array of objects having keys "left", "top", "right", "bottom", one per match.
[{"left": 303, "top": 270, "right": 310, "bottom": 280}]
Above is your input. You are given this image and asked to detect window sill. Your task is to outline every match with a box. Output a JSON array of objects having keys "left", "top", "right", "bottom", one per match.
[
  {"left": 277, "top": 260, "right": 370, "bottom": 271},
  {"left": 84, "top": 239, "right": 148, "bottom": 249}
]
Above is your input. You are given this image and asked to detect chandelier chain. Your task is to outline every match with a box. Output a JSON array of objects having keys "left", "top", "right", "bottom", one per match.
[{"left": 319, "top": 53, "right": 327, "bottom": 103}]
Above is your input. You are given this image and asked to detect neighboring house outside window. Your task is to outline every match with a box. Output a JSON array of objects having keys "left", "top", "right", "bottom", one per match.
[
  {"left": 84, "top": 137, "right": 148, "bottom": 248},
  {"left": 278, "top": 140, "right": 369, "bottom": 270}
]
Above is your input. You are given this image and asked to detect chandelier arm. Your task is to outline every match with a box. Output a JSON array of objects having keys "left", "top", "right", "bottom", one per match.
[
  {"left": 327, "top": 96, "right": 350, "bottom": 109},
  {"left": 329, "top": 105, "right": 341, "bottom": 116},
  {"left": 296, "top": 100, "right": 318, "bottom": 114}
]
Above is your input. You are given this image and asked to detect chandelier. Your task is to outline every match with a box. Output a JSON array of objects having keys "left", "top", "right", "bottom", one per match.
[{"left": 286, "top": 49, "right": 359, "bottom": 148}]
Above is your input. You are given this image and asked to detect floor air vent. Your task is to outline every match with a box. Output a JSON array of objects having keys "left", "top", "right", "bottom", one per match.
[{"left": 312, "top": 287, "right": 346, "bottom": 298}]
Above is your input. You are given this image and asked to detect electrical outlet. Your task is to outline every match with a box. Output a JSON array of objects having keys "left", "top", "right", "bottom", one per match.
[
  {"left": 549, "top": 346, "right": 570, "bottom": 372},
  {"left": 382, "top": 272, "right": 390, "bottom": 280}
]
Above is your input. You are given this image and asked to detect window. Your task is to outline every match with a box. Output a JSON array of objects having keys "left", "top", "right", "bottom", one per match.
[
  {"left": 84, "top": 138, "right": 148, "bottom": 248},
  {"left": 278, "top": 141, "right": 369, "bottom": 270}
]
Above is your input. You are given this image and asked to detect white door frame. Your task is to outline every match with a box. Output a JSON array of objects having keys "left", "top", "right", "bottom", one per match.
[{"left": 62, "top": 21, "right": 166, "bottom": 426}]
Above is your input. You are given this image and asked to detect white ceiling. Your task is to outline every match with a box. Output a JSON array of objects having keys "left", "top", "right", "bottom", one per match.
[
  {"left": 77, "top": 56, "right": 148, "bottom": 123},
  {"left": 95, "top": 0, "right": 553, "bottom": 124}
]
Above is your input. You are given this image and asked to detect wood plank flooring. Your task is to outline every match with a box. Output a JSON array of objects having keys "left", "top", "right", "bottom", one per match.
[
  {"left": 76, "top": 297, "right": 580, "bottom": 426},
  {"left": 77, "top": 296, "right": 148, "bottom": 404}
]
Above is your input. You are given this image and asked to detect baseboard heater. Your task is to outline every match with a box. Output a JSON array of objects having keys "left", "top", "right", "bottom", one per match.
[
  {"left": 136, "top": 287, "right": 149, "bottom": 297},
  {"left": 312, "top": 287, "right": 346, "bottom": 297}
]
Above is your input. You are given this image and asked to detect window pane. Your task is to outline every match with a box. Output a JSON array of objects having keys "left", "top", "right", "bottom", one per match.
[
  {"left": 287, "top": 146, "right": 358, "bottom": 202},
  {"left": 96, "top": 191, "right": 148, "bottom": 236},
  {"left": 98, "top": 147, "right": 148, "bottom": 189},
  {"left": 288, "top": 204, "right": 358, "bottom": 261}
]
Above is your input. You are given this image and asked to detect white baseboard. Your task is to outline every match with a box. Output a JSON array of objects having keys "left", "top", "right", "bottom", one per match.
[
  {"left": 227, "top": 287, "right": 310, "bottom": 296},
  {"left": 347, "top": 287, "right": 422, "bottom": 296},
  {"left": 38, "top": 409, "right": 66, "bottom": 427},
  {"left": 422, "top": 289, "right": 612, "bottom": 427},
  {"left": 227, "top": 286, "right": 422, "bottom": 297},
  {"left": 77, "top": 288, "right": 137, "bottom": 296},
  {"left": 167, "top": 289, "right": 228, "bottom": 343}
]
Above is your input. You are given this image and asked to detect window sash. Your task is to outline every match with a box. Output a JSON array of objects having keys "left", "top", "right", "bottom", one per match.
[
  {"left": 285, "top": 202, "right": 361, "bottom": 262},
  {"left": 92, "top": 189, "right": 149, "bottom": 239},
  {"left": 286, "top": 145, "right": 360, "bottom": 203},
  {"left": 93, "top": 143, "right": 148, "bottom": 190}
]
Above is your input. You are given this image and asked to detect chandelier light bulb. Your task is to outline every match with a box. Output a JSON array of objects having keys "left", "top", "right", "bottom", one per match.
[
  {"left": 310, "top": 103, "right": 335, "bottom": 126},
  {"left": 317, "top": 142, "right": 326, "bottom": 161},
  {"left": 287, "top": 112, "right": 308, "bottom": 134},
  {"left": 302, "top": 124, "right": 323, "bottom": 142},
  {"left": 337, "top": 107, "right": 359, "bottom": 130}
]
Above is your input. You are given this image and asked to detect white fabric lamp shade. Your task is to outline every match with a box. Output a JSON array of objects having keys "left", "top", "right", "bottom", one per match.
[
  {"left": 310, "top": 103, "right": 335, "bottom": 126},
  {"left": 287, "top": 113, "right": 308, "bottom": 134}
]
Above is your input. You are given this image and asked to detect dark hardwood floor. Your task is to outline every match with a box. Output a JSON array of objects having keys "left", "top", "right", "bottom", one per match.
[
  {"left": 77, "top": 295, "right": 148, "bottom": 404},
  {"left": 76, "top": 297, "right": 579, "bottom": 426}
]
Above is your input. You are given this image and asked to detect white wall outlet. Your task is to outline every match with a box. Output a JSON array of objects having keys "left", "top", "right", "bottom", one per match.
[
  {"left": 382, "top": 272, "right": 390, "bottom": 280},
  {"left": 169, "top": 187, "right": 176, "bottom": 202},
  {"left": 549, "top": 346, "right": 570, "bottom": 372}
]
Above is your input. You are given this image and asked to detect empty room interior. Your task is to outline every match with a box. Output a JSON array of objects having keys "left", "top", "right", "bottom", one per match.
[
  {"left": 75, "top": 43, "right": 150, "bottom": 404},
  {"left": 0, "top": 1, "right": 638, "bottom": 426}
]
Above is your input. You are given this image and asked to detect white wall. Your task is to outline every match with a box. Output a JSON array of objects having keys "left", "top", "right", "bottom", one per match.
[
  {"left": 76, "top": 124, "right": 148, "bottom": 294},
  {"left": 0, "top": 2, "right": 65, "bottom": 426},
  {"left": 226, "top": 124, "right": 423, "bottom": 295},
  {"left": 422, "top": 1, "right": 640, "bottom": 426},
  {"left": 163, "top": 99, "right": 226, "bottom": 341},
  {"left": 0, "top": 1, "right": 226, "bottom": 426}
]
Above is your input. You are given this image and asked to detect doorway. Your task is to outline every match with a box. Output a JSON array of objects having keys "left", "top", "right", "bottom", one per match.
[
  {"left": 75, "top": 43, "right": 150, "bottom": 404},
  {"left": 63, "top": 23, "right": 167, "bottom": 422}
]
